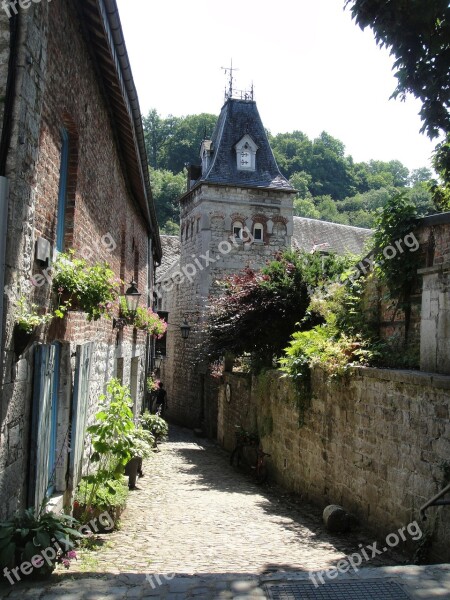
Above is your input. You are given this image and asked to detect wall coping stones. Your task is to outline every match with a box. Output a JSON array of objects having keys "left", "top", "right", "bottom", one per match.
[{"left": 418, "top": 262, "right": 450, "bottom": 276}]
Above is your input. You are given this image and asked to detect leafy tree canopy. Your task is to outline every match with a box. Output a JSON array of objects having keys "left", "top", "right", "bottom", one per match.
[
  {"left": 202, "top": 250, "right": 354, "bottom": 369},
  {"left": 346, "top": 0, "right": 450, "bottom": 207}
]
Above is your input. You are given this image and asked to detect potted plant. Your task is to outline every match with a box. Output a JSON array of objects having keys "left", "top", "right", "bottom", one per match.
[
  {"left": 139, "top": 410, "right": 168, "bottom": 448},
  {"left": 14, "top": 297, "right": 53, "bottom": 355},
  {"left": 0, "top": 505, "right": 81, "bottom": 580},
  {"left": 119, "top": 298, "right": 167, "bottom": 337},
  {"left": 53, "top": 250, "right": 120, "bottom": 321},
  {"left": 125, "top": 426, "right": 155, "bottom": 489},
  {"left": 73, "top": 477, "right": 129, "bottom": 528}
]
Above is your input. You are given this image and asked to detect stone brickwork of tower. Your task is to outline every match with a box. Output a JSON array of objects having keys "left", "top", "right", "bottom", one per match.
[{"left": 157, "top": 98, "right": 296, "bottom": 430}]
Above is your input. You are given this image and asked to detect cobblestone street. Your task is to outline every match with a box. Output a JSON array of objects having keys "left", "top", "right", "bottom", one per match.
[
  {"left": 80, "top": 425, "right": 377, "bottom": 576},
  {"left": 1, "top": 426, "right": 450, "bottom": 599}
]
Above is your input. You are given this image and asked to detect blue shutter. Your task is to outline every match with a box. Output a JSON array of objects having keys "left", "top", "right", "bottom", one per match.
[
  {"left": 69, "top": 343, "right": 93, "bottom": 489},
  {"left": 56, "top": 128, "right": 69, "bottom": 252},
  {"left": 29, "top": 344, "right": 57, "bottom": 511}
]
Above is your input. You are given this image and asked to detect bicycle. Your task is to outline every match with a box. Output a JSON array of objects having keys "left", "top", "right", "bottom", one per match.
[{"left": 230, "top": 427, "right": 270, "bottom": 484}]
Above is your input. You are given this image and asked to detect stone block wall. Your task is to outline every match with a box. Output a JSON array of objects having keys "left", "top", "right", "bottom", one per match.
[
  {"left": 158, "top": 183, "right": 294, "bottom": 429},
  {"left": 218, "top": 368, "right": 450, "bottom": 563}
]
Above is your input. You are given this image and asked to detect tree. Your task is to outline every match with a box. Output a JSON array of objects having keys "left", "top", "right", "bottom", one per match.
[
  {"left": 143, "top": 110, "right": 179, "bottom": 169},
  {"left": 346, "top": 0, "right": 450, "bottom": 208},
  {"left": 150, "top": 168, "right": 186, "bottom": 227},
  {"left": 316, "top": 196, "right": 349, "bottom": 224},
  {"left": 346, "top": 0, "right": 450, "bottom": 139},
  {"left": 290, "top": 171, "right": 313, "bottom": 199},
  {"left": 203, "top": 250, "right": 353, "bottom": 369},
  {"left": 293, "top": 198, "right": 321, "bottom": 219}
]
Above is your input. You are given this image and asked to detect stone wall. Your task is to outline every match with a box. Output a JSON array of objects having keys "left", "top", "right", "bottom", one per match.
[
  {"left": 218, "top": 368, "right": 450, "bottom": 563},
  {"left": 157, "top": 183, "right": 294, "bottom": 430}
]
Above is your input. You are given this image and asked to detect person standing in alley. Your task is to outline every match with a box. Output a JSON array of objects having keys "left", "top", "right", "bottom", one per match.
[{"left": 154, "top": 382, "right": 167, "bottom": 416}]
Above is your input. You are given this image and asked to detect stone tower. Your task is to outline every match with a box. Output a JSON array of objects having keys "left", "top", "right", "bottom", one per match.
[{"left": 157, "top": 97, "right": 296, "bottom": 431}]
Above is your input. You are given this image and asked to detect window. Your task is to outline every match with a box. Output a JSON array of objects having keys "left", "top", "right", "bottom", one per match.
[
  {"left": 233, "top": 221, "right": 243, "bottom": 239},
  {"left": 56, "top": 129, "right": 69, "bottom": 252},
  {"left": 235, "top": 134, "right": 258, "bottom": 171},
  {"left": 253, "top": 223, "right": 264, "bottom": 242}
]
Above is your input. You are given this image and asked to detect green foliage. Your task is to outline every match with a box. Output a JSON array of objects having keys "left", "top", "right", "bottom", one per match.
[
  {"left": 150, "top": 168, "right": 186, "bottom": 227},
  {"left": 161, "top": 220, "right": 180, "bottom": 236},
  {"left": 119, "top": 298, "right": 167, "bottom": 337},
  {"left": 143, "top": 110, "right": 217, "bottom": 172},
  {"left": 146, "top": 376, "right": 159, "bottom": 393},
  {"left": 346, "top": 0, "right": 450, "bottom": 209},
  {"left": 0, "top": 506, "right": 81, "bottom": 574},
  {"left": 15, "top": 296, "right": 52, "bottom": 333},
  {"left": 139, "top": 410, "right": 168, "bottom": 444},
  {"left": 129, "top": 427, "right": 156, "bottom": 458},
  {"left": 53, "top": 250, "right": 119, "bottom": 321},
  {"left": 80, "top": 380, "right": 156, "bottom": 518},
  {"left": 204, "top": 250, "right": 355, "bottom": 369},
  {"left": 372, "top": 192, "right": 420, "bottom": 310},
  {"left": 75, "top": 477, "right": 129, "bottom": 515},
  {"left": 86, "top": 379, "right": 136, "bottom": 476}
]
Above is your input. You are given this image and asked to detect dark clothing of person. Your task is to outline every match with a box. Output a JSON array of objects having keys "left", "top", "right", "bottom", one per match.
[{"left": 154, "top": 387, "right": 167, "bottom": 413}]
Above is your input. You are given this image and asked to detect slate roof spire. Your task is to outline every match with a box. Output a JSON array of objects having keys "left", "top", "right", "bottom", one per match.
[{"left": 198, "top": 98, "right": 294, "bottom": 191}]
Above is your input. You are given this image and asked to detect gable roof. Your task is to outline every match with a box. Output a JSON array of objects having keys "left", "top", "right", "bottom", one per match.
[
  {"left": 197, "top": 98, "right": 294, "bottom": 191},
  {"left": 77, "top": 0, "right": 162, "bottom": 262},
  {"left": 292, "top": 217, "right": 372, "bottom": 255},
  {"left": 158, "top": 235, "right": 181, "bottom": 279}
]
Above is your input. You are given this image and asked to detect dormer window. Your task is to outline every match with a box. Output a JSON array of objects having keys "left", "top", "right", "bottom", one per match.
[
  {"left": 235, "top": 134, "right": 258, "bottom": 172},
  {"left": 200, "top": 139, "right": 213, "bottom": 175}
]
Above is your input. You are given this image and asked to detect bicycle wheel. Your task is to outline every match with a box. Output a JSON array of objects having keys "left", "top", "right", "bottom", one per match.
[{"left": 230, "top": 445, "right": 243, "bottom": 468}]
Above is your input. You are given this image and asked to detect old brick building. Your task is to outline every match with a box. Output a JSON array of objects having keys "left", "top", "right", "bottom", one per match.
[
  {"left": 156, "top": 96, "right": 371, "bottom": 433},
  {"left": 0, "top": 0, "right": 161, "bottom": 517}
]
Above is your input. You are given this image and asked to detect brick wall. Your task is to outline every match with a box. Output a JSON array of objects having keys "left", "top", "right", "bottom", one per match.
[
  {"left": 218, "top": 368, "right": 450, "bottom": 563},
  {"left": 0, "top": 0, "right": 152, "bottom": 517}
]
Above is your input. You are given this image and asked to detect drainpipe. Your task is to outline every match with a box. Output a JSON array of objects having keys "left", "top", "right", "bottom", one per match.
[{"left": 0, "top": 176, "right": 8, "bottom": 356}]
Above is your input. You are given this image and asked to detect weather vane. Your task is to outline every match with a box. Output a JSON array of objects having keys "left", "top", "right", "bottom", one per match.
[
  {"left": 221, "top": 60, "right": 254, "bottom": 102},
  {"left": 221, "top": 59, "right": 238, "bottom": 100}
]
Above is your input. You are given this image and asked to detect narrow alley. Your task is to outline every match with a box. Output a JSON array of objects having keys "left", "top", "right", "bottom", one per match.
[{"left": 1, "top": 427, "right": 449, "bottom": 599}]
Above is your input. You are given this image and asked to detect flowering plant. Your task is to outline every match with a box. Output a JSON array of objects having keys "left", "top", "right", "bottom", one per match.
[
  {"left": 146, "top": 376, "right": 159, "bottom": 393},
  {"left": 134, "top": 307, "right": 167, "bottom": 337},
  {"left": 53, "top": 250, "right": 119, "bottom": 321},
  {"left": 119, "top": 297, "right": 167, "bottom": 337},
  {"left": 15, "top": 296, "right": 53, "bottom": 333}
]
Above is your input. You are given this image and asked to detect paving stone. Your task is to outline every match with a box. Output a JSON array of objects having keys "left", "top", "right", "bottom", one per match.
[{"left": 8, "top": 427, "right": 450, "bottom": 599}]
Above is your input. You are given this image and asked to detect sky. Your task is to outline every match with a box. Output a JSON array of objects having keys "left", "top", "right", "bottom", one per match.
[{"left": 116, "top": 0, "right": 437, "bottom": 173}]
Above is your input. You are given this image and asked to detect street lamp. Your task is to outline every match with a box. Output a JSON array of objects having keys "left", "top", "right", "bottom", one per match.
[
  {"left": 180, "top": 318, "right": 191, "bottom": 340},
  {"left": 113, "top": 280, "right": 141, "bottom": 329},
  {"left": 154, "top": 352, "right": 163, "bottom": 370},
  {"left": 124, "top": 280, "right": 141, "bottom": 314}
]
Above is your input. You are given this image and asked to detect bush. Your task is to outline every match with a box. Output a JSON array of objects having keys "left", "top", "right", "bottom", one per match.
[
  {"left": 53, "top": 250, "right": 119, "bottom": 321},
  {"left": 74, "top": 477, "right": 128, "bottom": 526},
  {"left": 139, "top": 411, "right": 168, "bottom": 444},
  {"left": 0, "top": 507, "right": 82, "bottom": 576}
]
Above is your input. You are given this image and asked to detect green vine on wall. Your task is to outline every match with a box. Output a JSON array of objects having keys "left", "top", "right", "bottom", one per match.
[{"left": 371, "top": 192, "right": 421, "bottom": 340}]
